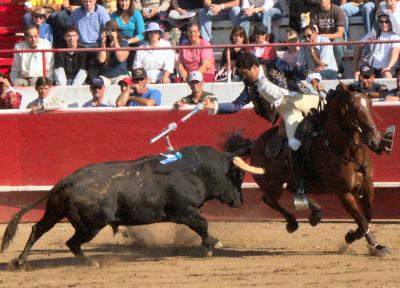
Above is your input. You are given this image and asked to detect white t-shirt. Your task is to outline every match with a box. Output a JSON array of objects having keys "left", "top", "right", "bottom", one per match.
[{"left": 361, "top": 30, "right": 400, "bottom": 69}]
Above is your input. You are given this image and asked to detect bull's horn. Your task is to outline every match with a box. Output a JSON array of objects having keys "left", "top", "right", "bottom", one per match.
[{"left": 233, "top": 157, "right": 265, "bottom": 174}]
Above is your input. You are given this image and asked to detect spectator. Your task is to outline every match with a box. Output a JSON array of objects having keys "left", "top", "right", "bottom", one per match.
[
  {"left": 48, "top": 0, "right": 82, "bottom": 48},
  {"left": 349, "top": 63, "right": 389, "bottom": 99},
  {"left": 217, "top": 26, "right": 248, "bottom": 81},
  {"left": 237, "top": 0, "right": 282, "bottom": 38},
  {"left": 100, "top": 0, "right": 118, "bottom": 13},
  {"left": 310, "top": 0, "right": 345, "bottom": 73},
  {"left": 176, "top": 22, "right": 216, "bottom": 82},
  {"left": 353, "top": 13, "right": 400, "bottom": 78},
  {"left": 31, "top": 7, "right": 54, "bottom": 44},
  {"left": 26, "top": 76, "right": 52, "bottom": 109},
  {"left": 67, "top": 0, "right": 110, "bottom": 48},
  {"left": 83, "top": 77, "right": 111, "bottom": 107},
  {"left": 115, "top": 68, "right": 161, "bottom": 106},
  {"left": 55, "top": 25, "right": 88, "bottom": 85},
  {"left": 10, "top": 25, "right": 54, "bottom": 87},
  {"left": 379, "top": 0, "right": 400, "bottom": 35},
  {"left": 169, "top": 0, "right": 202, "bottom": 20},
  {"left": 132, "top": 22, "right": 175, "bottom": 84},
  {"left": 97, "top": 20, "right": 130, "bottom": 85},
  {"left": 296, "top": 25, "right": 338, "bottom": 79},
  {"left": 134, "top": 0, "right": 172, "bottom": 25},
  {"left": 111, "top": 0, "right": 145, "bottom": 46},
  {"left": 340, "top": 1, "right": 376, "bottom": 40},
  {"left": 289, "top": 0, "right": 319, "bottom": 33},
  {"left": 387, "top": 68, "right": 400, "bottom": 100},
  {"left": 174, "top": 71, "right": 217, "bottom": 109},
  {"left": 23, "top": 0, "right": 64, "bottom": 26},
  {"left": 0, "top": 74, "right": 21, "bottom": 109},
  {"left": 281, "top": 29, "right": 300, "bottom": 67},
  {"left": 198, "top": 0, "right": 241, "bottom": 42},
  {"left": 248, "top": 24, "right": 277, "bottom": 61}
]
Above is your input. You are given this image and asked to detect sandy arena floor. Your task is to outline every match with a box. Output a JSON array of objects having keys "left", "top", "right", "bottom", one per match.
[{"left": 0, "top": 221, "right": 399, "bottom": 288}]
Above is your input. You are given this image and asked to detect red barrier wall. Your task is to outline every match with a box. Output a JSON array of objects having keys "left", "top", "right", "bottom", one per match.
[{"left": 0, "top": 106, "right": 399, "bottom": 222}]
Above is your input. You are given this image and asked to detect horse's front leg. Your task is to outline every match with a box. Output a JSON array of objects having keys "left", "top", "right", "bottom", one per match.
[{"left": 338, "top": 192, "right": 369, "bottom": 244}]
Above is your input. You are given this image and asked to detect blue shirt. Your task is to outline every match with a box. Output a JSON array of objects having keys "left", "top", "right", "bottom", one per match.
[
  {"left": 100, "top": 39, "right": 130, "bottom": 78},
  {"left": 38, "top": 23, "right": 53, "bottom": 44},
  {"left": 111, "top": 9, "right": 145, "bottom": 41},
  {"left": 128, "top": 88, "right": 161, "bottom": 106},
  {"left": 67, "top": 4, "right": 110, "bottom": 46}
]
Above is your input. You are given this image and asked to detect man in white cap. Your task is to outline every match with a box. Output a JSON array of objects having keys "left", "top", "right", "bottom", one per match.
[{"left": 174, "top": 70, "right": 217, "bottom": 109}]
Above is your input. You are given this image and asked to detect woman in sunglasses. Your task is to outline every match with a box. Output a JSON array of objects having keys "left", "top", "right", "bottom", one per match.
[
  {"left": 296, "top": 25, "right": 338, "bottom": 80},
  {"left": 353, "top": 13, "right": 400, "bottom": 79}
]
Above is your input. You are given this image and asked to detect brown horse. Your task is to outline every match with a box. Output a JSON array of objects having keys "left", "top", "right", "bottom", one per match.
[{"left": 233, "top": 83, "right": 390, "bottom": 255}]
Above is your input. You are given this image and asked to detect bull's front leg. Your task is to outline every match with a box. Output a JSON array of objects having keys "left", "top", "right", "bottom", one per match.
[{"left": 170, "top": 206, "right": 222, "bottom": 257}]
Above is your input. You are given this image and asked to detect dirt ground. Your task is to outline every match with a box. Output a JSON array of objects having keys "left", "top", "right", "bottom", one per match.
[{"left": 0, "top": 221, "right": 399, "bottom": 288}]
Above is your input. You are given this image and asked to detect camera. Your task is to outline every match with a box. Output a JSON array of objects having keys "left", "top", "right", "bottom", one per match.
[{"left": 106, "top": 30, "right": 113, "bottom": 37}]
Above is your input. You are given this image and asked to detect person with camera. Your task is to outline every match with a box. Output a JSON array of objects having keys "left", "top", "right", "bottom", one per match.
[{"left": 97, "top": 20, "right": 130, "bottom": 85}]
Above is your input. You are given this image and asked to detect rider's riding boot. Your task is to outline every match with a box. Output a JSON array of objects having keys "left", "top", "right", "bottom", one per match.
[
  {"left": 289, "top": 148, "right": 309, "bottom": 210},
  {"left": 373, "top": 125, "right": 396, "bottom": 155}
]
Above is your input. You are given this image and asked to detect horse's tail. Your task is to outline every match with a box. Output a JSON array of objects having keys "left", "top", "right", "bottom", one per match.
[
  {"left": 0, "top": 188, "right": 55, "bottom": 252},
  {"left": 224, "top": 129, "right": 254, "bottom": 158}
]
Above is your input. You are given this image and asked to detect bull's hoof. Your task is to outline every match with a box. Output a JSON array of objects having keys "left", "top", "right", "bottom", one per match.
[
  {"left": 369, "top": 244, "right": 391, "bottom": 257},
  {"left": 213, "top": 241, "right": 223, "bottom": 249},
  {"left": 7, "top": 258, "right": 26, "bottom": 271},
  {"left": 309, "top": 212, "right": 321, "bottom": 227},
  {"left": 204, "top": 249, "right": 213, "bottom": 257},
  {"left": 286, "top": 221, "right": 299, "bottom": 233},
  {"left": 80, "top": 258, "right": 100, "bottom": 268}
]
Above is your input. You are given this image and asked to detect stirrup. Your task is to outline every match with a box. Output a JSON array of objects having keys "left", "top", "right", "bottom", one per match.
[{"left": 294, "top": 191, "right": 309, "bottom": 210}]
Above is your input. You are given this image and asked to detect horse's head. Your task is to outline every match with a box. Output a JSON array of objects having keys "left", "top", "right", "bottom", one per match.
[{"left": 327, "top": 83, "right": 381, "bottom": 150}]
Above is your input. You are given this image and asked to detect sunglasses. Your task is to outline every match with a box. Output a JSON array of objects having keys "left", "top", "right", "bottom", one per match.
[
  {"left": 133, "top": 78, "right": 145, "bottom": 82},
  {"left": 303, "top": 34, "right": 312, "bottom": 39},
  {"left": 91, "top": 86, "right": 103, "bottom": 90},
  {"left": 379, "top": 20, "right": 391, "bottom": 24},
  {"left": 361, "top": 74, "right": 372, "bottom": 79},
  {"left": 33, "top": 15, "right": 45, "bottom": 19}
]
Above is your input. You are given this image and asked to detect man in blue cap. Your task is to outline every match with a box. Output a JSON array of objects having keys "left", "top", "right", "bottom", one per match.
[
  {"left": 349, "top": 63, "right": 389, "bottom": 99},
  {"left": 83, "top": 77, "right": 112, "bottom": 107}
]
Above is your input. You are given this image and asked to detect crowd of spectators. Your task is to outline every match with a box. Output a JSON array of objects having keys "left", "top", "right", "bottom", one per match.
[{"left": 2, "top": 0, "right": 400, "bottom": 110}]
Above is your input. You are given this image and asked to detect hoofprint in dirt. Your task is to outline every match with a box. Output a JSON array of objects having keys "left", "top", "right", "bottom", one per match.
[{"left": 0, "top": 221, "right": 399, "bottom": 288}]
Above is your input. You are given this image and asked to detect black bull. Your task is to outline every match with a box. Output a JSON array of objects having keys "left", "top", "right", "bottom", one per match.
[{"left": 1, "top": 145, "right": 246, "bottom": 268}]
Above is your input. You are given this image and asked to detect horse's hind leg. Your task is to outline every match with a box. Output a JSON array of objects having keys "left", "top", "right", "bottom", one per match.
[
  {"left": 9, "top": 209, "right": 64, "bottom": 269},
  {"left": 262, "top": 185, "right": 298, "bottom": 233}
]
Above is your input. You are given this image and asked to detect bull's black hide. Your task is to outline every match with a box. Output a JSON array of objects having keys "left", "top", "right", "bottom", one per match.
[{"left": 1, "top": 145, "right": 244, "bottom": 268}]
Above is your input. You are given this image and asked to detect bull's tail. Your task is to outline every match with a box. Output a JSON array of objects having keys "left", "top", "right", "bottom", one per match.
[
  {"left": 224, "top": 130, "right": 254, "bottom": 158},
  {"left": 1, "top": 190, "right": 52, "bottom": 252}
]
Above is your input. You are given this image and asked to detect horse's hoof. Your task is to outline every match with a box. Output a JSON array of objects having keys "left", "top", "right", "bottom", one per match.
[
  {"left": 309, "top": 213, "right": 321, "bottom": 227},
  {"left": 204, "top": 249, "right": 213, "bottom": 257},
  {"left": 369, "top": 244, "right": 391, "bottom": 257},
  {"left": 286, "top": 221, "right": 299, "bottom": 233},
  {"left": 213, "top": 241, "right": 223, "bottom": 249}
]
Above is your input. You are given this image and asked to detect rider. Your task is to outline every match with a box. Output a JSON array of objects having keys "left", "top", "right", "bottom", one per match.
[{"left": 204, "top": 52, "right": 323, "bottom": 208}]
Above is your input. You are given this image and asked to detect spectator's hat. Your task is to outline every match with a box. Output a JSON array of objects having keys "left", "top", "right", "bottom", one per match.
[
  {"left": 31, "top": 7, "right": 50, "bottom": 17},
  {"left": 132, "top": 68, "right": 148, "bottom": 80},
  {"left": 118, "top": 77, "right": 133, "bottom": 86},
  {"left": 168, "top": 9, "right": 196, "bottom": 20},
  {"left": 253, "top": 24, "right": 268, "bottom": 35},
  {"left": 24, "top": 1, "right": 32, "bottom": 9},
  {"left": 144, "top": 22, "right": 164, "bottom": 33},
  {"left": 102, "top": 20, "right": 122, "bottom": 31},
  {"left": 90, "top": 77, "right": 105, "bottom": 89},
  {"left": 360, "top": 64, "right": 374, "bottom": 77},
  {"left": 188, "top": 71, "right": 203, "bottom": 82}
]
